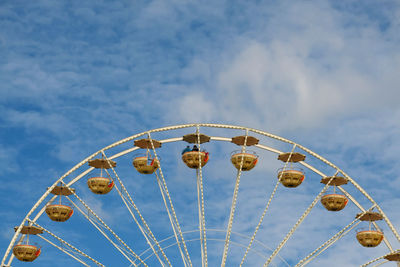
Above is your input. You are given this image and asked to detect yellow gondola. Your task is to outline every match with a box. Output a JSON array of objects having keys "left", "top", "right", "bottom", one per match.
[
  {"left": 320, "top": 176, "right": 348, "bottom": 211},
  {"left": 277, "top": 152, "right": 306, "bottom": 188},
  {"left": 46, "top": 204, "right": 74, "bottom": 222},
  {"left": 87, "top": 177, "right": 114, "bottom": 194},
  {"left": 278, "top": 168, "right": 305, "bottom": 188},
  {"left": 356, "top": 229, "right": 384, "bottom": 247},
  {"left": 87, "top": 158, "right": 115, "bottom": 194},
  {"left": 321, "top": 194, "right": 348, "bottom": 211},
  {"left": 182, "top": 151, "right": 209, "bottom": 169},
  {"left": 133, "top": 156, "right": 160, "bottom": 174},
  {"left": 13, "top": 244, "right": 41, "bottom": 262},
  {"left": 133, "top": 139, "right": 162, "bottom": 174},
  {"left": 230, "top": 151, "right": 258, "bottom": 171},
  {"left": 12, "top": 226, "right": 43, "bottom": 262},
  {"left": 356, "top": 212, "right": 384, "bottom": 247},
  {"left": 46, "top": 186, "right": 74, "bottom": 222}
]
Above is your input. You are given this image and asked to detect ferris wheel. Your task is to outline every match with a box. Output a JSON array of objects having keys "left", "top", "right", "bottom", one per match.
[{"left": 2, "top": 123, "right": 400, "bottom": 266}]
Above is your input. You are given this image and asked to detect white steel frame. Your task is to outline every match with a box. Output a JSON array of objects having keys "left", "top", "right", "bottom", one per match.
[{"left": 2, "top": 123, "right": 399, "bottom": 267}]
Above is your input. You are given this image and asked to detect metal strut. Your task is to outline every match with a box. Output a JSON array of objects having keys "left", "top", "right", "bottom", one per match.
[
  {"left": 154, "top": 171, "right": 188, "bottom": 267},
  {"left": 263, "top": 175, "right": 337, "bottom": 266},
  {"left": 65, "top": 196, "right": 141, "bottom": 265},
  {"left": 360, "top": 249, "right": 400, "bottom": 267},
  {"left": 147, "top": 132, "right": 193, "bottom": 267},
  {"left": 196, "top": 125, "right": 208, "bottom": 267},
  {"left": 63, "top": 183, "right": 146, "bottom": 267},
  {"left": 101, "top": 151, "right": 170, "bottom": 267},
  {"left": 27, "top": 219, "right": 104, "bottom": 266},
  {"left": 240, "top": 144, "right": 297, "bottom": 267},
  {"left": 37, "top": 235, "right": 91, "bottom": 267},
  {"left": 296, "top": 206, "right": 376, "bottom": 267},
  {"left": 220, "top": 129, "right": 249, "bottom": 267}
]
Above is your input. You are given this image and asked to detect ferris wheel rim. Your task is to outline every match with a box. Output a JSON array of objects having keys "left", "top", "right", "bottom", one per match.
[{"left": 3, "top": 123, "right": 399, "bottom": 267}]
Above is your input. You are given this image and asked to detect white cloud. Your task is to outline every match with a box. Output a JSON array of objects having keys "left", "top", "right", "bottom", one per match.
[
  {"left": 170, "top": 0, "right": 400, "bottom": 133},
  {"left": 1, "top": 0, "right": 400, "bottom": 266},
  {"left": 174, "top": 92, "right": 216, "bottom": 123},
  {"left": 0, "top": 145, "right": 19, "bottom": 173}
]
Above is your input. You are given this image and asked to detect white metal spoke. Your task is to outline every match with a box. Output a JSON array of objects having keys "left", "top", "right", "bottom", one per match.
[
  {"left": 289, "top": 140, "right": 400, "bottom": 243},
  {"left": 154, "top": 171, "right": 189, "bottom": 267},
  {"left": 360, "top": 249, "right": 400, "bottom": 267},
  {"left": 220, "top": 129, "right": 249, "bottom": 267},
  {"left": 301, "top": 221, "right": 359, "bottom": 267},
  {"left": 27, "top": 219, "right": 104, "bottom": 266},
  {"left": 239, "top": 144, "right": 297, "bottom": 267},
  {"left": 196, "top": 125, "right": 208, "bottom": 267},
  {"left": 64, "top": 184, "right": 146, "bottom": 267},
  {"left": 101, "top": 151, "right": 171, "bottom": 267},
  {"left": 65, "top": 196, "right": 141, "bottom": 265},
  {"left": 336, "top": 187, "right": 394, "bottom": 252},
  {"left": 251, "top": 125, "right": 400, "bottom": 244},
  {"left": 103, "top": 168, "right": 162, "bottom": 256},
  {"left": 37, "top": 234, "right": 90, "bottom": 266},
  {"left": 196, "top": 169, "right": 205, "bottom": 267},
  {"left": 297, "top": 161, "right": 395, "bottom": 252},
  {"left": 147, "top": 132, "right": 193, "bottom": 267},
  {"left": 263, "top": 175, "right": 336, "bottom": 267},
  {"left": 101, "top": 171, "right": 168, "bottom": 267},
  {"left": 300, "top": 159, "right": 395, "bottom": 248},
  {"left": 301, "top": 223, "right": 359, "bottom": 266},
  {"left": 296, "top": 207, "right": 376, "bottom": 267}
]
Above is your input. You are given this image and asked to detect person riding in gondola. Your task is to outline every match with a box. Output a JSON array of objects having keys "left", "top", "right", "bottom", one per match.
[{"left": 182, "top": 146, "right": 191, "bottom": 155}]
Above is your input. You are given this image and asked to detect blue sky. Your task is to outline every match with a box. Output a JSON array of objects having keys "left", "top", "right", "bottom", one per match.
[{"left": 1, "top": 0, "right": 400, "bottom": 266}]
